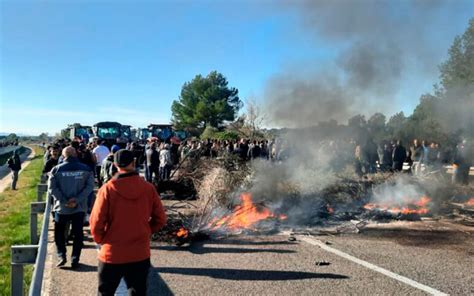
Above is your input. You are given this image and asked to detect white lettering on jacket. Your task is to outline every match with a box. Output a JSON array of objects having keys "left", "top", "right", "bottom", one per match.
[{"left": 61, "top": 171, "right": 85, "bottom": 179}]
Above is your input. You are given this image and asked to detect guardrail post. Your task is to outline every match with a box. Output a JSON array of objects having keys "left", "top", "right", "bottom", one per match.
[
  {"left": 30, "top": 202, "right": 45, "bottom": 245},
  {"left": 30, "top": 212, "right": 37, "bottom": 246},
  {"left": 11, "top": 246, "right": 38, "bottom": 296},
  {"left": 11, "top": 264, "right": 24, "bottom": 296},
  {"left": 40, "top": 174, "right": 48, "bottom": 184},
  {"left": 36, "top": 184, "right": 47, "bottom": 202}
]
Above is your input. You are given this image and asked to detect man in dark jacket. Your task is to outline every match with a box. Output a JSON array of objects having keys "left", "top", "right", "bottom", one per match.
[
  {"left": 410, "top": 139, "right": 424, "bottom": 175},
  {"left": 248, "top": 141, "right": 261, "bottom": 160},
  {"left": 363, "top": 139, "right": 379, "bottom": 174},
  {"left": 145, "top": 143, "right": 159, "bottom": 182},
  {"left": 392, "top": 140, "right": 407, "bottom": 172},
  {"left": 453, "top": 140, "right": 473, "bottom": 185},
  {"left": 78, "top": 143, "right": 96, "bottom": 171},
  {"left": 380, "top": 143, "right": 393, "bottom": 172},
  {"left": 7, "top": 150, "right": 22, "bottom": 190},
  {"left": 43, "top": 146, "right": 59, "bottom": 174},
  {"left": 239, "top": 139, "right": 249, "bottom": 161},
  {"left": 129, "top": 142, "right": 143, "bottom": 171},
  {"left": 48, "top": 146, "right": 94, "bottom": 268}
]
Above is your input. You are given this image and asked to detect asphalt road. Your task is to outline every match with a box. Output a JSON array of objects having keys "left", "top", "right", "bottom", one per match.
[{"left": 45, "top": 218, "right": 473, "bottom": 296}]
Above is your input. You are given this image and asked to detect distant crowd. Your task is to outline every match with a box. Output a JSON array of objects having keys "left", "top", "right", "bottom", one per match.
[
  {"left": 350, "top": 138, "right": 472, "bottom": 184},
  {"left": 42, "top": 135, "right": 473, "bottom": 188},
  {"left": 42, "top": 137, "right": 277, "bottom": 187}
]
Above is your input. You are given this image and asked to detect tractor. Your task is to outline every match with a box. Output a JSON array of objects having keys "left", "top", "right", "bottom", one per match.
[
  {"left": 92, "top": 121, "right": 130, "bottom": 148},
  {"left": 63, "top": 123, "right": 93, "bottom": 142}
]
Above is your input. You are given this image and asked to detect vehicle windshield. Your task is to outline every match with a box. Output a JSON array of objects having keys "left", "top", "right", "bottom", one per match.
[
  {"left": 121, "top": 127, "right": 131, "bottom": 138},
  {"left": 97, "top": 127, "right": 120, "bottom": 139},
  {"left": 174, "top": 130, "right": 187, "bottom": 140},
  {"left": 152, "top": 127, "right": 172, "bottom": 140},
  {"left": 141, "top": 129, "right": 151, "bottom": 139},
  {"left": 75, "top": 128, "right": 90, "bottom": 137}
]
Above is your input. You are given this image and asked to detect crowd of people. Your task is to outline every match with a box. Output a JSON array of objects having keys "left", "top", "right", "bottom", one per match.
[
  {"left": 170, "top": 137, "right": 472, "bottom": 186},
  {"left": 39, "top": 134, "right": 474, "bottom": 191},
  {"left": 351, "top": 138, "right": 472, "bottom": 184},
  {"left": 37, "top": 133, "right": 472, "bottom": 295},
  {"left": 42, "top": 138, "right": 167, "bottom": 295}
]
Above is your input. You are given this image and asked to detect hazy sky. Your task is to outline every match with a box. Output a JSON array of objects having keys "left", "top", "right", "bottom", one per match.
[{"left": 0, "top": 0, "right": 472, "bottom": 135}]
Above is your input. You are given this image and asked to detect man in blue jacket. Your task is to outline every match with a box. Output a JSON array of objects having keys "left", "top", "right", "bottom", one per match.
[{"left": 48, "top": 146, "right": 94, "bottom": 268}]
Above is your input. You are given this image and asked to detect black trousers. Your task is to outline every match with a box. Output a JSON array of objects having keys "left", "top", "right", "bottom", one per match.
[
  {"left": 54, "top": 212, "right": 84, "bottom": 262},
  {"left": 159, "top": 165, "right": 171, "bottom": 180},
  {"left": 98, "top": 258, "right": 150, "bottom": 296},
  {"left": 146, "top": 165, "right": 159, "bottom": 182},
  {"left": 96, "top": 166, "right": 103, "bottom": 187}
]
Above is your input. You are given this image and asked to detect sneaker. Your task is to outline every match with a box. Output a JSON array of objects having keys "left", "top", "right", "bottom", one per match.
[
  {"left": 71, "top": 261, "right": 80, "bottom": 269},
  {"left": 56, "top": 257, "right": 67, "bottom": 267}
]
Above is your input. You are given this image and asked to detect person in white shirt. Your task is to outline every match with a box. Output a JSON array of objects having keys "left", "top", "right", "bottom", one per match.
[
  {"left": 92, "top": 140, "right": 110, "bottom": 187},
  {"left": 159, "top": 144, "right": 172, "bottom": 180}
]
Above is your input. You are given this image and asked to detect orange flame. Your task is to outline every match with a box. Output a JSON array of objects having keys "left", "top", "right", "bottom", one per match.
[
  {"left": 466, "top": 198, "right": 474, "bottom": 206},
  {"left": 176, "top": 227, "right": 189, "bottom": 238},
  {"left": 364, "top": 196, "right": 432, "bottom": 215},
  {"left": 363, "top": 203, "right": 377, "bottom": 211},
  {"left": 413, "top": 196, "right": 431, "bottom": 207},
  {"left": 209, "top": 193, "right": 285, "bottom": 231}
]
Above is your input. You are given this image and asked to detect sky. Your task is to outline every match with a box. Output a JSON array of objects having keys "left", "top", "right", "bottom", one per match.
[{"left": 0, "top": 0, "right": 473, "bottom": 135}]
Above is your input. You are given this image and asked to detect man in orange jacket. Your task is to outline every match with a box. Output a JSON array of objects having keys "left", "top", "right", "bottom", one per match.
[{"left": 90, "top": 149, "right": 167, "bottom": 296}]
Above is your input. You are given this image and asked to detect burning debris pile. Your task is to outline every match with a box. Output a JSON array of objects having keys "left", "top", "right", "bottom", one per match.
[
  {"left": 443, "top": 196, "right": 474, "bottom": 226},
  {"left": 358, "top": 175, "right": 434, "bottom": 221},
  {"left": 206, "top": 193, "right": 287, "bottom": 233},
  {"left": 363, "top": 196, "right": 431, "bottom": 219},
  {"left": 155, "top": 150, "right": 473, "bottom": 246}
]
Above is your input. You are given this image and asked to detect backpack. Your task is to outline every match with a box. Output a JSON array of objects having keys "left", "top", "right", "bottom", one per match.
[{"left": 7, "top": 157, "right": 14, "bottom": 168}]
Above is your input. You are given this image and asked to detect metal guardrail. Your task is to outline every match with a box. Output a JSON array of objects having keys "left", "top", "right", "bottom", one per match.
[
  {"left": 28, "top": 182, "right": 51, "bottom": 296},
  {"left": 10, "top": 177, "right": 50, "bottom": 296}
]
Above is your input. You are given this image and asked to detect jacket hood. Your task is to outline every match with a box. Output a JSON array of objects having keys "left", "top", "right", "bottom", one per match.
[{"left": 107, "top": 173, "right": 146, "bottom": 200}]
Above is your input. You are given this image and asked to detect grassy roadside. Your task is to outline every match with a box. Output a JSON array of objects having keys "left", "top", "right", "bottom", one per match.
[{"left": 0, "top": 146, "right": 43, "bottom": 295}]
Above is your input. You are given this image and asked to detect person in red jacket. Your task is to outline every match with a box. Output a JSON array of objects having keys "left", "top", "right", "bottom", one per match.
[{"left": 90, "top": 149, "right": 167, "bottom": 296}]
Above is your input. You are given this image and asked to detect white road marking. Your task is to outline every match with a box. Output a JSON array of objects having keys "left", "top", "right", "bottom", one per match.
[{"left": 299, "top": 236, "right": 449, "bottom": 296}]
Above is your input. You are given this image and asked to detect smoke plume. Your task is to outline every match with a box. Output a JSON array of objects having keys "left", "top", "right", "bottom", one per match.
[{"left": 265, "top": 0, "right": 464, "bottom": 127}]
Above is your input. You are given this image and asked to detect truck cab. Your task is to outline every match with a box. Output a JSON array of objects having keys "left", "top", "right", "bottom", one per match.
[
  {"left": 93, "top": 121, "right": 124, "bottom": 147},
  {"left": 148, "top": 124, "right": 173, "bottom": 142},
  {"left": 137, "top": 128, "right": 151, "bottom": 143},
  {"left": 66, "top": 123, "right": 93, "bottom": 141}
]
